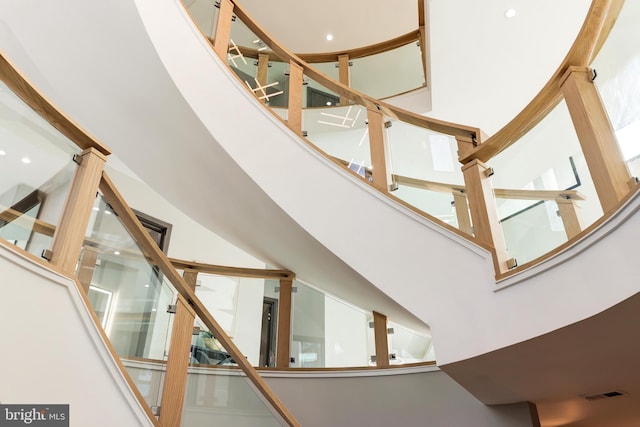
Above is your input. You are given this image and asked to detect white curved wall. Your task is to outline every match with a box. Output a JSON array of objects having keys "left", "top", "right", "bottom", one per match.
[{"left": 0, "top": 243, "right": 155, "bottom": 426}]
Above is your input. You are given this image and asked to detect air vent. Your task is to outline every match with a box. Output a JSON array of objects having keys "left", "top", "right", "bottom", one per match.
[{"left": 582, "top": 390, "right": 627, "bottom": 401}]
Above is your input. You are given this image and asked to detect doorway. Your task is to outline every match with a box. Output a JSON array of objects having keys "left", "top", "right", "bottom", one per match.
[{"left": 259, "top": 297, "right": 278, "bottom": 367}]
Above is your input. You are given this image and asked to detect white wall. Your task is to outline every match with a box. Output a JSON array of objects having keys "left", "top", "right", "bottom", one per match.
[
  {"left": 426, "top": 0, "right": 592, "bottom": 136},
  {"left": 0, "top": 243, "right": 155, "bottom": 426},
  {"left": 264, "top": 368, "right": 535, "bottom": 427}
]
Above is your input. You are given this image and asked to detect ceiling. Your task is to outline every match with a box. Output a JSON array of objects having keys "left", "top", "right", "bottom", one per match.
[{"left": 228, "top": 0, "right": 419, "bottom": 53}]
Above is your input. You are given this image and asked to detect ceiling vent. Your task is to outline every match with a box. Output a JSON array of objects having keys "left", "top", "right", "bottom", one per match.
[{"left": 581, "top": 390, "right": 627, "bottom": 401}]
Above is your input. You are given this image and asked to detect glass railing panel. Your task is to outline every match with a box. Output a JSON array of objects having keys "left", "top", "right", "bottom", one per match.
[
  {"left": 291, "top": 281, "right": 369, "bottom": 368},
  {"left": 185, "top": 319, "right": 283, "bottom": 425},
  {"left": 227, "top": 13, "right": 270, "bottom": 83},
  {"left": 310, "top": 62, "right": 340, "bottom": 84},
  {"left": 351, "top": 41, "right": 425, "bottom": 99},
  {"left": 488, "top": 99, "right": 602, "bottom": 265},
  {"left": 302, "top": 103, "right": 370, "bottom": 175},
  {"left": 81, "top": 194, "right": 176, "bottom": 409},
  {"left": 0, "top": 81, "right": 78, "bottom": 257},
  {"left": 182, "top": 0, "right": 220, "bottom": 39},
  {"left": 182, "top": 366, "right": 282, "bottom": 427},
  {"left": 388, "top": 322, "right": 434, "bottom": 365},
  {"left": 386, "top": 120, "right": 464, "bottom": 227},
  {"left": 194, "top": 273, "right": 267, "bottom": 367},
  {"left": 589, "top": 0, "right": 640, "bottom": 178}
]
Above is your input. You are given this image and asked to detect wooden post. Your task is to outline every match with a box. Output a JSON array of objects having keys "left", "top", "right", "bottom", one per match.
[
  {"left": 158, "top": 295, "right": 196, "bottom": 427},
  {"left": 461, "top": 159, "right": 511, "bottom": 273},
  {"left": 452, "top": 191, "right": 473, "bottom": 235},
  {"left": 367, "top": 108, "right": 394, "bottom": 193},
  {"left": 256, "top": 53, "right": 270, "bottom": 105},
  {"left": 373, "top": 311, "right": 389, "bottom": 368},
  {"left": 77, "top": 246, "right": 100, "bottom": 293},
  {"left": 560, "top": 66, "right": 631, "bottom": 213},
  {"left": 49, "top": 148, "right": 107, "bottom": 274},
  {"left": 556, "top": 197, "right": 583, "bottom": 240},
  {"left": 338, "top": 54, "right": 350, "bottom": 106},
  {"left": 275, "top": 278, "right": 293, "bottom": 368},
  {"left": 419, "top": 26, "right": 428, "bottom": 84},
  {"left": 287, "top": 61, "right": 304, "bottom": 136},
  {"left": 213, "top": 0, "right": 234, "bottom": 60}
]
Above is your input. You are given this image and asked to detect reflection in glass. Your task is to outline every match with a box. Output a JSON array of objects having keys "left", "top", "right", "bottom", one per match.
[
  {"left": 0, "top": 81, "right": 78, "bottom": 257},
  {"left": 351, "top": 41, "right": 425, "bottom": 99},
  {"left": 182, "top": 368, "right": 282, "bottom": 427},
  {"left": 303, "top": 104, "right": 370, "bottom": 174},
  {"left": 387, "top": 121, "right": 463, "bottom": 227},
  {"left": 489, "top": 100, "right": 600, "bottom": 265},
  {"left": 81, "top": 195, "right": 176, "bottom": 408}
]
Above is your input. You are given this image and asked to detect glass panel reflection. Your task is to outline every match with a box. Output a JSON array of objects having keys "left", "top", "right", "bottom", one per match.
[
  {"left": 489, "top": 100, "right": 601, "bottom": 265},
  {"left": 351, "top": 41, "right": 425, "bottom": 99},
  {"left": 81, "top": 195, "right": 175, "bottom": 409},
  {"left": 0, "top": 81, "right": 78, "bottom": 257},
  {"left": 387, "top": 121, "right": 464, "bottom": 227}
]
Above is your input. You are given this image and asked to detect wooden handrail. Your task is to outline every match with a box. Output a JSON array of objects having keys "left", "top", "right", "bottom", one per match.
[
  {"left": 0, "top": 52, "right": 111, "bottom": 156},
  {"left": 99, "top": 172, "right": 301, "bottom": 427},
  {"left": 0, "top": 206, "right": 56, "bottom": 237},
  {"left": 212, "top": 30, "right": 421, "bottom": 63},
  {"left": 229, "top": 1, "right": 481, "bottom": 142},
  {"left": 459, "top": 0, "right": 623, "bottom": 163},
  {"left": 169, "top": 257, "right": 294, "bottom": 280}
]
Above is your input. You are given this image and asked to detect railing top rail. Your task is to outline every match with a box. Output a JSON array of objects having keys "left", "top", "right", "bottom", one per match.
[
  {"left": 229, "top": 0, "right": 482, "bottom": 142},
  {"left": 169, "top": 257, "right": 295, "bottom": 279},
  {"left": 0, "top": 52, "right": 112, "bottom": 156},
  {"left": 216, "top": 30, "right": 421, "bottom": 63},
  {"left": 458, "top": 0, "right": 622, "bottom": 164}
]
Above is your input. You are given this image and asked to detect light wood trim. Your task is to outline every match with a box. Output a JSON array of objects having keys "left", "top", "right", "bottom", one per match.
[
  {"left": 461, "top": 159, "right": 510, "bottom": 273},
  {"left": 182, "top": 269, "right": 199, "bottom": 291},
  {"left": 256, "top": 53, "right": 270, "bottom": 105},
  {"left": 393, "top": 173, "right": 585, "bottom": 201},
  {"left": 77, "top": 246, "right": 99, "bottom": 293},
  {"left": 367, "top": 108, "right": 393, "bottom": 193},
  {"left": 159, "top": 295, "right": 195, "bottom": 427},
  {"left": 0, "top": 206, "right": 56, "bottom": 237},
  {"left": 227, "top": 1, "right": 480, "bottom": 142},
  {"left": 258, "top": 359, "right": 437, "bottom": 372},
  {"left": 373, "top": 311, "right": 390, "bottom": 368},
  {"left": 99, "top": 172, "right": 301, "bottom": 427},
  {"left": 556, "top": 197, "right": 584, "bottom": 239},
  {"left": 0, "top": 53, "right": 111, "bottom": 156},
  {"left": 297, "top": 31, "right": 421, "bottom": 63},
  {"left": 50, "top": 148, "right": 107, "bottom": 274},
  {"left": 213, "top": 0, "right": 234, "bottom": 60},
  {"left": 560, "top": 66, "right": 631, "bottom": 212},
  {"left": 275, "top": 278, "right": 293, "bottom": 368},
  {"left": 338, "top": 54, "right": 350, "bottom": 106},
  {"left": 0, "top": 239, "right": 162, "bottom": 426},
  {"left": 287, "top": 61, "right": 303, "bottom": 136},
  {"left": 460, "top": 0, "right": 622, "bottom": 163},
  {"left": 170, "top": 257, "right": 294, "bottom": 279},
  {"left": 452, "top": 191, "right": 473, "bottom": 235},
  {"left": 419, "top": 25, "right": 428, "bottom": 84}
]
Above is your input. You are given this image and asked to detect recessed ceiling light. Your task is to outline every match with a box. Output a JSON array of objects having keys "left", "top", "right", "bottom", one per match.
[
  {"left": 114, "top": 251, "right": 120, "bottom": 255},
  {"left": 0, "top": 150, "right": 6, "bottom": 156},
  {"left": 326, "top": 101, "right": 332, "bottom": 106},
  {"left": 92, "top": 207, "right": 100, "bottom": 211},
  {"left": 325, "top": 34, "right": 333, "bottom": 41},
  {"left": 21, "top": 157, "right": 31, "bottom": 164},
  {"left": 505, "top": 8, "right": 517, "bottom": 18}
]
